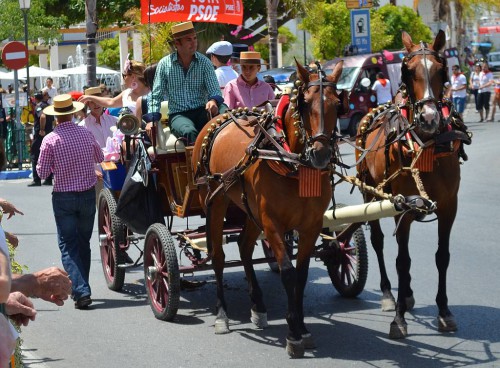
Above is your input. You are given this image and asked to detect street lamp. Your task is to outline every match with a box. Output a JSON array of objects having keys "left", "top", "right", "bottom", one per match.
[{"left": 19, "top": 0, "right": 31, "bottom": 100}]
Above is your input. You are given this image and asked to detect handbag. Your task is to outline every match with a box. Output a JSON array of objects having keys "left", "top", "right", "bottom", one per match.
[{"left": 115, "top": 140, "right": 164, "bottom": 234}]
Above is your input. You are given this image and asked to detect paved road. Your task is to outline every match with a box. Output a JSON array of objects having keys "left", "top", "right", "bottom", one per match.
[{"left": 2, "top": 102, "right": 500, "bottom": 367}]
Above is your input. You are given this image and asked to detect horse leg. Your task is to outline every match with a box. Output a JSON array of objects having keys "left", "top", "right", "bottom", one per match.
[
  {"left": 208, "top": 195, "right": 231, "bottom": 334},
  {"left": 294, "top": 230, "right": 318, "bottom": 350},
  {"left": 389, "top": 217, "right": 413, "bottom": 339},
  {"left": 237, "top": 219, "right": 268, "bottom": 329},
  {"left": 264, "top": 225, "right": 304, "bottom": 358},
  {"left": 369, "top": 219, "right": 396, "bottom": 311},
  {"left": 436, "top": 205, "right": 458, "bottom": 332}
]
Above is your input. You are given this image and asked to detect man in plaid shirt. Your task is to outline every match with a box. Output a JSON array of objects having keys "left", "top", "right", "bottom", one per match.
[
  {"left": 37, "top": 94, "right": 104, "bottom": 310},
  {"left": 149, "top": 21, "right": 228, "bottom": 145}
]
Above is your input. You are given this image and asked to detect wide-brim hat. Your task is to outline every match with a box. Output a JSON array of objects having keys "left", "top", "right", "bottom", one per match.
[
  {"left": 239, "top": 51, "right": 263, "bottom": 65},
  {"left": 43, "top": 94, "right": 85, "bottom": 116},
  {"left": 84, "top": 86, "right": 102, "bottom": 96},
  {"left": 171, "top": 21, "right": 201, "bottom": 40}
]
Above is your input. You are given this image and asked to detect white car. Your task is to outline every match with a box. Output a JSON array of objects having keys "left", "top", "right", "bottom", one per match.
[{"left": 487, "top": 52, "right": 500, "bottom": 71}]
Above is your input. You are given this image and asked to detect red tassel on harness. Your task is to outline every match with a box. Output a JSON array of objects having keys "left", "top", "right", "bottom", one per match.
[{"left": 299, "top": 166, "right": 322, "bottom": 197}]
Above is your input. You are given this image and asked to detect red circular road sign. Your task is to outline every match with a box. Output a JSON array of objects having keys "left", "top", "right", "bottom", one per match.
[{"left": 1, "top": 41, "right": 28, "bottom": 70}]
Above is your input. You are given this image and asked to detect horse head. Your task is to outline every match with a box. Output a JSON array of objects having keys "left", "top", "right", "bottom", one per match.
[
  {"left": 286, "top": 59, "right": 344, "bottom": 169},
  {"left": 401, "top": 30, "right": 447, "bottom": 139}
]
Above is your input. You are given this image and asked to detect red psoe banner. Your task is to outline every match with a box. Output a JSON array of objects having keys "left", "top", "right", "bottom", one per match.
[{"left": 141, "top": 0, "right": 244, "bottom": 26}]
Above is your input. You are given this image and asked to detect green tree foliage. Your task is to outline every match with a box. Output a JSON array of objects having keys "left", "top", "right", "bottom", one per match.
[
  {"left": 376, "top": 4, "right": 433, "bottom": 50},
  {"left": 301, "top": 1, "right": 433, "bottom": 60},
  {"left": 301, "top": 1, "right": 350, "bottom": 60},
  {"left": 97, "top": 36, "right": 120, "bottom": 69}
]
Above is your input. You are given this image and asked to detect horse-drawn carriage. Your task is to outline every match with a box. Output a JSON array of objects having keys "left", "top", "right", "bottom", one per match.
[{"left": 96, "top": 30, "right": 467, "bottom": 358}]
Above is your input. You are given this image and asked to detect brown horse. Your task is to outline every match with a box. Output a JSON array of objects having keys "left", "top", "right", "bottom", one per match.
[
  {"left": 356, "top": 30, "right": 470, "bottom": 339},
  {"left": 192, "top": 60, "right": 346, "bottom": 357}
]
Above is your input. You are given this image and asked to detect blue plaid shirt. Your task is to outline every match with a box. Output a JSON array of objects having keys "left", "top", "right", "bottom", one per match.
[{"left": 149, "top": 51, "right": 222, "bottom": 115}]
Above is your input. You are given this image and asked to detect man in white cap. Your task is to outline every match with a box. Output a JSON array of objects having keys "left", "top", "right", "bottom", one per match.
[
  {"left": 37, "top": 94, "right": 104, "bottom": 310},
  {"left": 149, "top": 21, "right": 227, "bottom": 145},
  {"left": 206, "top": 41, "right": 238, "bottom": 89}
]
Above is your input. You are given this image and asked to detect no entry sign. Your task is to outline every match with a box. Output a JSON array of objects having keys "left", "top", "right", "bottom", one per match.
[{"left": 1, "top": 41, "right": 28, "bottom": 70}]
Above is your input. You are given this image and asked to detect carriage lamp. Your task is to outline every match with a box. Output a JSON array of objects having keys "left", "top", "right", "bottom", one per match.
[{"left": 19, "top": 0, "right": 31, "bottom": 98}]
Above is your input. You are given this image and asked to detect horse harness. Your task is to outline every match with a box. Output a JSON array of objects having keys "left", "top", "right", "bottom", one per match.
[
  {"left": 356, "top": 43, "right": 472, "bottom": 200},
  {"left": 194, "top": 73, "right": 340, "bottom": 224}
]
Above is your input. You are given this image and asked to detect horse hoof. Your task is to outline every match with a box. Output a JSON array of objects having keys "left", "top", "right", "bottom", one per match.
[
  {"left": 438, "top": 315, "right": 458, "bottom": 332},
  {"left": 214, "top": 318, "right": 230, "bottom": 334},
  {"left": 301, "top": 333, "right": 316, "bottom": 349},
  {"left": 389, "top": 321, "right": 408, "bottom": 339},
  {"left": 406, "top": 295, "right": 415, "bottom": 311},
  {"left": 250, "top": 309, "right": 268, "bottom": 329},
  {"left": 381, "top": 297, "right": 396, "bottom": 312},
  {"left": 286, "top": 338, "right": 305, "bottom": 358}
]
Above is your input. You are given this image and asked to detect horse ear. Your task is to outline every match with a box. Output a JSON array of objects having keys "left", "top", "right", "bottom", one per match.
[
  {"left": 432, "top": 30, "right": 446, "bottom": 52},
  {"left": 295, "top": 58, "right": 310, "bottom": 84},
  {"left": 402, "top": 31, "right": 413, "bottom": 53},
  {"left": 329, "top": 60, "right": 344, "bottom": 84}
]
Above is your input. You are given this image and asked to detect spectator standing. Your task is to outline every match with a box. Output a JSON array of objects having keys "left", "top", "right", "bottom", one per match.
[
  {"left": 80, "top": 87, "right": 117, "bottom": 148},
  {"left": 206, "top": 41, "right": 238, "bottom": 89},
  {"left": 223, "top": 51, "right": 275, "bottom": 109},
  {"left": 477, "top": 62, "right": 494, "bottom": 122},
  {"left": 469, "top": 63, "right": 481, "bottom": 113},
  {"left": 371, "top": 72, "right": 392, "bottom": 105},
  {"left": 148, "top": 21, "right": 226, "bottom": 145},
  {"left": 36, "top": 94, "right": 104, "bottom": 309},
  {"left": 41, "top": 77, "right": 58, "bottom": 105},
  {"left": 488, "top": 77, "right": 500, "bottom": 122},
  {"left": 450, "top": 65, "right": 467, "bottom": 120},
  {"left": 28, "top": 91, "right": 54, "bottom": 187}
]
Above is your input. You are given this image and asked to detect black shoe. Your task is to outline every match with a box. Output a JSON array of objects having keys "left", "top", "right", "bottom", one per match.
[
  {"left": 74, "top": 295, "right": 92, "bottom": 309},
  {"left": 42, "top": 180, "right": 53, "bottom": 186},
  {"left": 27, "top": 181, "right": 41, "bottom": 187}
]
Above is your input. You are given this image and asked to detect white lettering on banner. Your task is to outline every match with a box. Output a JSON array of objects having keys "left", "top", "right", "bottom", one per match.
[
  {"left": 148, "top": 1, "right": 184, "bottom": 15},
  {"left": 187, "top": 5, "right": 219, "bottom": 21},
  {"left": 197, "top": 0, "right": 220, "bottom": 4}
]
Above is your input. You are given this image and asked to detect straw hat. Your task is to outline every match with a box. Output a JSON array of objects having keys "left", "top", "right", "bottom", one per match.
[
  {"left": 84, "top": 86, "right": 102, "bottom": 96},
  {"left": 239, "top": 51, "right": 262, "bottom": 65},
  {"left": 43, "top": 94, "right": 85, "bottom": 116},
  {"left": 171, "top": 21, "right": 197, "bottom": 40}
]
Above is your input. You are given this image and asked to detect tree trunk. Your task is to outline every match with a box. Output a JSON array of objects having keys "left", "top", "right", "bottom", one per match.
[
  {"left": 267, "top": 0, "right": 279, "bottom": 69},
  {"left": 86, "top": 0, "right": 97, "bottom": 87}
]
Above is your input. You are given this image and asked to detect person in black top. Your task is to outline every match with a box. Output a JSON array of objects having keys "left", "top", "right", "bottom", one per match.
[{"left": 28, "top": 91, "right": 54, "bottom": 187}]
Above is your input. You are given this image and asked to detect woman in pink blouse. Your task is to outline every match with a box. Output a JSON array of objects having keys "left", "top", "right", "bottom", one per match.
[{"left": 223, "top": 51, "right": 275, "bottom": 109}]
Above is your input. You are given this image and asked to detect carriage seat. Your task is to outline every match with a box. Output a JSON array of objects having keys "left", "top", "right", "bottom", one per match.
[{"left": 147, "top": 121, "right": 186, "bottom": 155}]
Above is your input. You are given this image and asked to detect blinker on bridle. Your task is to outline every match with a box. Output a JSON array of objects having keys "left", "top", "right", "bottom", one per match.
[{"left": 300, "top": 62, "right": 338, "bottom": 143}]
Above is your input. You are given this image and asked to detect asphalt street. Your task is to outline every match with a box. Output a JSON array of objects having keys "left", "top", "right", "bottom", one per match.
[{"left": 1, "top": 98, "right": 500, "bottom": 367}]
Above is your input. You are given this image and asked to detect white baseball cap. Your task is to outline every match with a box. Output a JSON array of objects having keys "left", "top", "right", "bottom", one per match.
[{"left": 206, "top": 41, "right": 233, "bottom": 56}]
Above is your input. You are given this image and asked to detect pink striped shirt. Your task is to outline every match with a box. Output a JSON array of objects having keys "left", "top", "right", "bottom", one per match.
[{"left": 37, "top": 121, "right": 104, "bottom": 192}]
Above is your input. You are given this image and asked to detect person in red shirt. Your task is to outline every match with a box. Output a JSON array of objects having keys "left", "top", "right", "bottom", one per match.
[{"left": 37, "top": 94, "right": 104, "bottom": 309}]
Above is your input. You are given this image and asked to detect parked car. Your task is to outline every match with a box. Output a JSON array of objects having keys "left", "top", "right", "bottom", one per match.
[
  {"left": 257, "top": 66, "right": 297, "bottom": 94},
  {"left": 487, "top": 52, "right": 500, "bottom": 71},
  {"left": 323, "top": 51, "right": 405, "bottom": 136}
]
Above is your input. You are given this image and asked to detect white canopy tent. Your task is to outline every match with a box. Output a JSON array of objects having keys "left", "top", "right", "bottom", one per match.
[
  {"left": 56, "top": 65, "right": 120, "bottom": 76},
  {"left": 52, "top": 65, "right": 121, "bottom": 93}
]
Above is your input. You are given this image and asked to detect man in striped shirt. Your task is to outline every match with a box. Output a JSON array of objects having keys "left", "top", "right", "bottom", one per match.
[
  {"left": 37, "top": 94, "right": 104, "bottom": 310},
  {"left": 148, "top": 21, "right": 227, "bottom": 145}
]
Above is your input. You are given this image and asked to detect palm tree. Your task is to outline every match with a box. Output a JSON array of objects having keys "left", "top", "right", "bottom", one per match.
[{"left": 86, "top": 0, "right": 97, "bottom": 87}]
